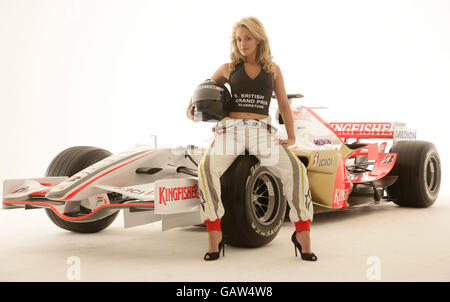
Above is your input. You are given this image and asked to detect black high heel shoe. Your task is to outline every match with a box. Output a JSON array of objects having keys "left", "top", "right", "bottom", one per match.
[
  {"left": 204, "top": 240, "right": 225, "bottom": 261},
  {"left": 291, "top": 232, "right": 317, "bottom": 261}
]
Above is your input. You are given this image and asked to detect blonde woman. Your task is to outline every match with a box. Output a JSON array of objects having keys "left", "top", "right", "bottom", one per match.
[{"left": 187, "top": 16, "right": 317, "bottom": 262}]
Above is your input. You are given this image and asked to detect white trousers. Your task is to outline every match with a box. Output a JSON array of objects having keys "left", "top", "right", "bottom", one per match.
[{"left": 197, "top": 116, "right": 314, "bottom": 224}]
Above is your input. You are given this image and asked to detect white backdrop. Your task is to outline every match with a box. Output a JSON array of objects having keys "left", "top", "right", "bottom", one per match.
[{"left": 1, "top": 0, "right": 449, "bottom": 195}]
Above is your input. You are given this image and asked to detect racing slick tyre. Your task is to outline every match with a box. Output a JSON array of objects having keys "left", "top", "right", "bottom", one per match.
[
  {"left": 387, "top": 141, "right": 441, "bottom": 208},
  {"left": 44, "top": 146, "right": 119, "bottom": 233},
  {"left": 220, "top": 156, "right": 286, "bottom": 248}
]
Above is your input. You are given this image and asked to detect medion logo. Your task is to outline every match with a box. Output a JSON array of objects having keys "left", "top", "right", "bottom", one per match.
[
  {"left": 158, "top": 184, "right": 200, "bottom": 205},
  {"left": 395, "top": 130, "right": 416, "bottom": 140}
]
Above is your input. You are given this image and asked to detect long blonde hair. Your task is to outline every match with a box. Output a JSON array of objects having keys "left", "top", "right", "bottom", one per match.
[{"left": 230, "top": 16, "right": 277, "bottom": 75}]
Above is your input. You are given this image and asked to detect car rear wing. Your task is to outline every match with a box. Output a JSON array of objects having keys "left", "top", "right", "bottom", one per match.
[
  {"left": 328, "top": 122, "right": 417, "bottom": 143},
  {"left": 270, "top": 94, "right": 417, "bottom": 144}
]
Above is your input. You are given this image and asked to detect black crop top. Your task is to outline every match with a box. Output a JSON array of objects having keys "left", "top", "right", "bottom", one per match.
[{"left": 228, "top": 62, "right": 274, "bottom": 115}]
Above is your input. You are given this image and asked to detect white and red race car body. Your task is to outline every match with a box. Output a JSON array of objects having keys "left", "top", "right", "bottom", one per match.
[
  {"left": 284, "top": 106, "right": 416, "bottom": 211},
  {"left": 2, "top": 105, "right": 418, "bottom": 228},
  {"left": 3, "top": 146, "right": 205, "bottom": 230}
]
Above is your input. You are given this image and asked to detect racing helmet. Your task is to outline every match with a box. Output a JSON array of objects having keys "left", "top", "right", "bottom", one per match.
[{"left": 192, "top": 79, "right": 231, "bottom": 122}]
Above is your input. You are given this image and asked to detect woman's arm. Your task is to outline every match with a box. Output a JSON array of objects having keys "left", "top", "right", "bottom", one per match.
[
  {"left": 186, "top": 63, "right": 230, "bottom": 121},
  {"left": 273, "top": 65, "right": 296, "bottom": 146},
  {"left": 210, "top": 63, "right": 230, "bottom": 85}
]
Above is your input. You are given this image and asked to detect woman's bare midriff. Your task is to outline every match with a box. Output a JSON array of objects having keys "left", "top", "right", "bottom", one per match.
[{"left": 228, "top": 112, "right": 268, "bottom": 120}]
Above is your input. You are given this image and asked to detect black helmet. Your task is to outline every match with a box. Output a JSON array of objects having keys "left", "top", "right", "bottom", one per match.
[{"left": 192, "top": 79, "right": 231, "bottom": 122}]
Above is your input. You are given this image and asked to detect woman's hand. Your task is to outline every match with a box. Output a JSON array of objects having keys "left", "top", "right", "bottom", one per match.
[{"left": 279, "top": 137, "right": 296, "bottom": 147}]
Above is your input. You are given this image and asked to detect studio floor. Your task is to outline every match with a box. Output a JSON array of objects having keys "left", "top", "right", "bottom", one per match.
[{"left": 1, "top": 194, "right": 450, "bottom": 282}]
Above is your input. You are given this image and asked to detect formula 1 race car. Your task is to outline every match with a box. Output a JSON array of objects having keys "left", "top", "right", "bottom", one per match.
[{"left": 2, "top": 94, "right": 441, "bottom": 248}]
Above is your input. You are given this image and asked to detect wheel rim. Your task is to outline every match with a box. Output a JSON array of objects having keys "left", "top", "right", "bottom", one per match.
[
  {"left": 250, "top": 171, "right": 281, "bottom": 226},
  {"left": 426, "top": 156, "right": 439, "bottom": 193}
]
